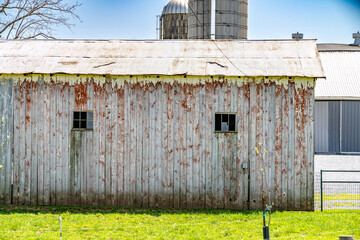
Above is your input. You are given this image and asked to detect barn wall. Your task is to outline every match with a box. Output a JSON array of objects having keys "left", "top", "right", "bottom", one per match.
[
  {"left": 8, "top": 75, "right": 314, "bottom": 210},
  {"left": 0, "top": 78, "right": 13, "bottom": 204}
]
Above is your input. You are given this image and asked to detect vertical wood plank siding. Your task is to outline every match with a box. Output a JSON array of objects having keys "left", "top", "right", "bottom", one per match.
[
  {"left": 0, "top": 79, "right": 13, "bottom": 204},
  {"left": 8, "top": 76, "right": 315, "bottom": 210}
]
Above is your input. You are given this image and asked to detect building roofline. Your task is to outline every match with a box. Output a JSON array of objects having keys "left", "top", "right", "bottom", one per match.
[
  {"left": 315, "top": 97, "right": 360, "bottom": 100},
  {"left": 0, "top": 39, "right": 324, "bottom": 77},
  {"left": 0, "top": 38, "right": 318, "bottom": 42},
  {"left": 317, "top": 43, "right": 360, "bottom": 52}
]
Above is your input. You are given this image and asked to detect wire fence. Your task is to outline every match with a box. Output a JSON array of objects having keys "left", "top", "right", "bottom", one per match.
[
  {"left": 2, "top": 168, "right": 360, "bottom": 238},
  {"left": 1, "top": 213, "right": 360, "bottom": 239},
  {"left": 320, "top": 170, "right": 360, "bottom": 211}
]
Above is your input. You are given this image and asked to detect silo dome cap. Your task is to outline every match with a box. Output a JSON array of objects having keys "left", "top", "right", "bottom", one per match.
[{"left": 162, "top": 0, "right": 188, "bottom": 15}]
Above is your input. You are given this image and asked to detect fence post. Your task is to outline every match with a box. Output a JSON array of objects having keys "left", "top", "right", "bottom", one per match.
[
  {"left": 320, "top": 170, "right": 323, "bottom": 212},
  {"left": 339, "top": 236, "right": 354, "bottom": 240},
  {"left": 59, "top": 215, "right": 62, "bottom": 240},
  {"left": 263, "top": 226, "right": 270, "bottom": 240}
]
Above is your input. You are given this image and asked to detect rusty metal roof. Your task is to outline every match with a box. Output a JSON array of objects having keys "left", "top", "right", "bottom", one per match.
[
  {"left": 315, "top": 51, "right": 360, "bottom": 99},
  {"left": 0, "top": 39, "right": 324, "bottom": 77}
]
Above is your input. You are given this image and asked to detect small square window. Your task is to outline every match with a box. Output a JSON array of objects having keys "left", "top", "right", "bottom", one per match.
[
  {"left": 215, "top": 113, "right": 236, "bottom": 132},
  {"left": 229, "top": 114, "right": 236, "bottom": 131},
  {"left": 74, "top": 120, "right": 80, "bottom": 129},
  {"left": 87, "top": 112, "right": 93, "bottom": 121},
  {"left": 73, "top": 111, "right": 94, "bottom": 130},
  {"left": 87, "top": 120, "right": 93, "bottom": 129},
  {"left": 215, "top": 114, "right": 221, "bottom": 131},
  {"left": 74, "top": 112, "right": 80, "bottom": 119},
  {"left": 80, "top": 121, "right": 87, "bottom": 129},
  {"left": 222, "top": 114, "right": 228, "bottom": 123}
]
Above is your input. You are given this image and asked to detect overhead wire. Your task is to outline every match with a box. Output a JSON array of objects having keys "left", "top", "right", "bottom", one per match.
[
  {"left": 187, "top": 3, "right": 205, "bottom": 36},
  {"left": 187, "top": 2, "right": 249, "bottom": 77}
]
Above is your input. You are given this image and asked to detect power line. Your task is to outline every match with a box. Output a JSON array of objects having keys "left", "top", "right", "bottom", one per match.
[
  {"left": 187, "top": 2, "right": 249, "bottom": 77},
  {"left": 187, "top": 3, "right": 206, "bottom": 37}
]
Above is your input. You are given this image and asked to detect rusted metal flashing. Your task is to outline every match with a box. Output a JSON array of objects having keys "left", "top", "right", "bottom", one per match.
[{"left": 3, "top": 74, "right": 316, "bottom": 90}]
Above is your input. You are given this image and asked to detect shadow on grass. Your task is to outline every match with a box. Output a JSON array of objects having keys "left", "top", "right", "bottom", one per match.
[{"left": 0, "top": 204, "right": 261, "bottom": 216}]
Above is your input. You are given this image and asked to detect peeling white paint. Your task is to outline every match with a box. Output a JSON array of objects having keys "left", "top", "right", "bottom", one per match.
[{"left": 2, "top": 74, "right": 316, "bottom": 89}]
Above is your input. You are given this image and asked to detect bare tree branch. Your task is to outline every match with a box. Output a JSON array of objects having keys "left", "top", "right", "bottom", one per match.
[
  {"left": 0, "top": 0, "right": 81, "bottom": 39},
  {"left": 0, "top": 0, "right": 11, "bottom": 14}
]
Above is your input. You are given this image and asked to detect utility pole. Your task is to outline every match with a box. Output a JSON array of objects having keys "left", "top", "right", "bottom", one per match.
[{"left": 211, "top": 0, "right": 216, "bottom": 40}]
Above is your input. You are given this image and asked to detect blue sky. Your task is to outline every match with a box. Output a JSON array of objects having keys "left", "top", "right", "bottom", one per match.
[{"left": 59, "top": 0, "right": 360, "bottom": 43}]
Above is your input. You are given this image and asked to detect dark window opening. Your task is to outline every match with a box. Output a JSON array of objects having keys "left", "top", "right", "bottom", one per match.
[
  {"left": 73, "top": 111, "right": 93, "bottom": 130},
  {"left": 215, "top": 113, "right": 236, "bottom": 132}
]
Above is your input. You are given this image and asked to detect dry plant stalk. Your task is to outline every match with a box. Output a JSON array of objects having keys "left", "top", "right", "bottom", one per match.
[
  {"left": 0, "top": 117, "right": 10, "bottom": 169},
  {"left": 255, "top": 143, "right": 272, "bottom": 227}
]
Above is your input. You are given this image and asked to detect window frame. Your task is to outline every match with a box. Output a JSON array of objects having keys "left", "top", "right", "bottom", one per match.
[
  {"left": 214, "top": 112, "right": 237, "bottom": 133},
  {"left": 72, "top": 110, "right": 94, "bottom": 131}
]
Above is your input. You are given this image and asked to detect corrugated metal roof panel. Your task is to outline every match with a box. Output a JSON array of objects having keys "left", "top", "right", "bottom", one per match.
[
  {"left": 317, "top": 44, "right": 360, "bottom": 52},
  {"left": 0, "top": 39, "right": 324, "bottom": 77},
  {"left": 315, "top": 51, "right": 360, "bottom": 99}
]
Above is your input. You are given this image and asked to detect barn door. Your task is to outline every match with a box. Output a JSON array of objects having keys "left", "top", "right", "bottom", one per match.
[
  {"left": 214, "top": 133, "right": 248, "bottom": 209},
  {"left": 70, "top": 131, "right": 94, "bottom": 205},
  {"left": 314, "top": 101, "right": 340, "bottom": 153},
  {"left": 341, "top": 101, "right": 360, "bottom": 152},
  {"left": 315, "top": 100, "right": 360, "bottom": 153}
]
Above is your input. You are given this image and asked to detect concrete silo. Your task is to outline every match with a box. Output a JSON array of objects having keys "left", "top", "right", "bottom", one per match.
[
  {"left": 188, "top": 0, "right": 248, "bottom": 39},
  {"left": 160, "top": 0, "right": 188, "bottom": 39}
]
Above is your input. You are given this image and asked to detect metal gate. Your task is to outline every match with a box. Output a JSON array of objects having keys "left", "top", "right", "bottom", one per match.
[{"left": 320, "top": 170, "right": 360, "bottom": 211}]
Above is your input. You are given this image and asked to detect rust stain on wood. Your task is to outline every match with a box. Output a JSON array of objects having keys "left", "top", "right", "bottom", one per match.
[
  {"left": 74, "top": 82, "right": 88, "bottom": 110},
  {"left": 8, "top": 77, "right": 315, "bottom": 211}
]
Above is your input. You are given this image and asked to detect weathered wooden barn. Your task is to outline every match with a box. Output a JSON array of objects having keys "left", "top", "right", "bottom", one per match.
[{"left": 0, "top": 39, "right": 324, "bottom": 210}]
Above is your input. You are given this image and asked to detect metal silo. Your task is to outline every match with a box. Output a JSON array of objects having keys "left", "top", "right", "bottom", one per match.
[
  {"left": 188, "top": 0, "right": 248, "bottom": 39},
  {"left": 160, "top": 0, "right": 188, "bottom": 39}
]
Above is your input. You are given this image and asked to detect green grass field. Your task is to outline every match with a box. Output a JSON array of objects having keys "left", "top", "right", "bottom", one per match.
[
  {"left": 315, "top": 193, "right": 360, "bottom": 201},
  {"left": 0, "top": 205, "right": 358, "bottom": 239},
  {"left": 314, "top": 193, "right": 360, "bottom": 210}
]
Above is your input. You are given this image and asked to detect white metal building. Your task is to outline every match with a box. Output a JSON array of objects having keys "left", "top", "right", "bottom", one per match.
[{"left": 315, "top": 41, "right": 360, "bottom": 153}]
